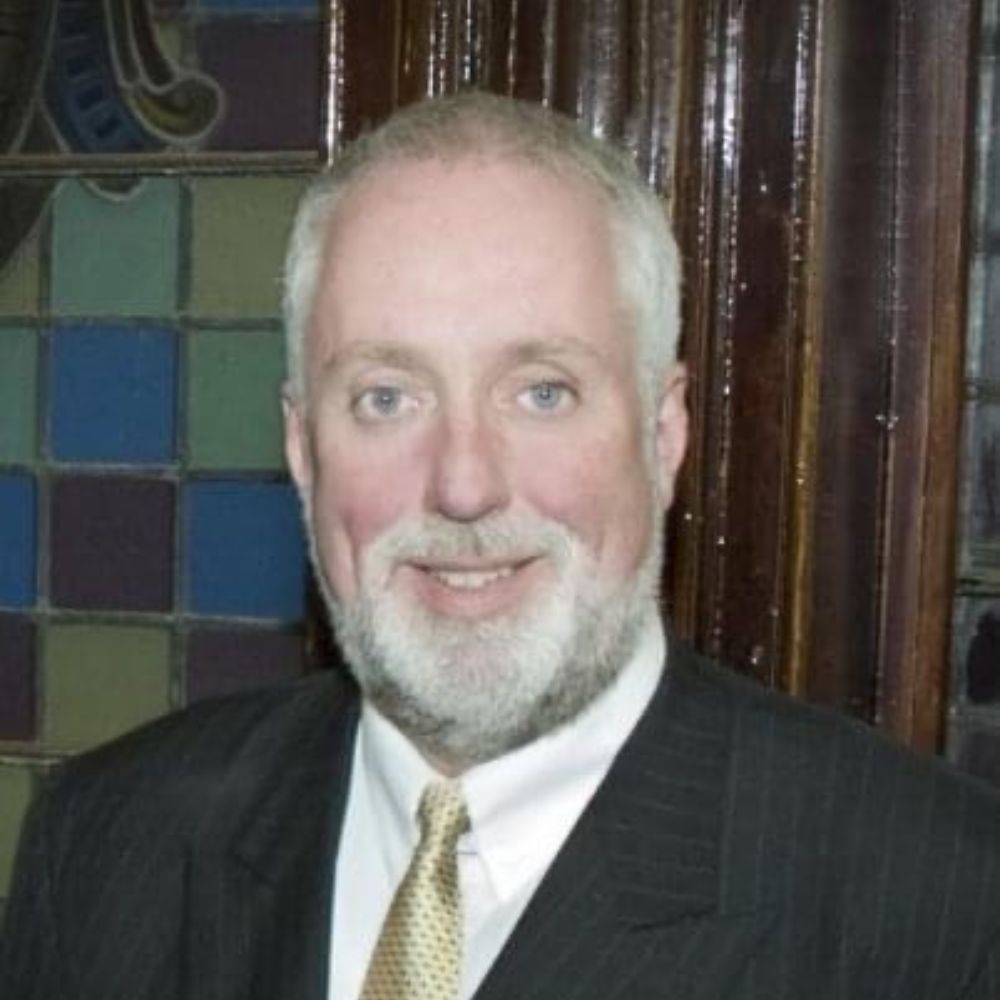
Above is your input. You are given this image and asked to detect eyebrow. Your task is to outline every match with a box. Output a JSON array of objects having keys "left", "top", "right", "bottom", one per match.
[
  {"left": 318, "top": 334, "right": 606, "bottom": 379},
  {"left": 503, "top": 337, "right": 607, "bottom": 366},
  {"left": 319, "top": 343, "right": 427, "bottom": 376}
]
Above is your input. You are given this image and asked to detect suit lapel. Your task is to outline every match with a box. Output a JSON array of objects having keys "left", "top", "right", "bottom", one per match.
[
  {"left": 178, "top": 642, "right": 776, "bottom": 1000},
  {"left": 182, "top": 674, "right": 360, "bottom": 1000},
  {"left": 475, "top": 644, "right": 777, "bottom": 1000}
]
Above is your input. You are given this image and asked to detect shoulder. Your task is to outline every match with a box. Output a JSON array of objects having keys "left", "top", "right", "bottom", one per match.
[
  {"left": 62, "top": 669, "right": 356, "bottom": 783},
  {"left": 661, "top": 641, "right": 1000, "bottom": 990},
  {"left": 665, "top": 637, "right": 1000, "bottom": 858},
  {"left": 667, "top": 639, "right": 1000, "bottom": 953},
  {"left": 35, "top": 670, "right": 359, "bottom": 860}
]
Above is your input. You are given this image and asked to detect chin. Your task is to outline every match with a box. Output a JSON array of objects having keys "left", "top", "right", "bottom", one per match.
[
  {"left": 331, "top": 559, "right": 659, "bottom": 770},
  {"left": 309, "top": 506, "right": 664, "bottom": 768}
]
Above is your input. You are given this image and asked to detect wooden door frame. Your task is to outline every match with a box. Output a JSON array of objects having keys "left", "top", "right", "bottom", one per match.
[{"left": 671, "top": 0, "right": 978, "bottom": 749}]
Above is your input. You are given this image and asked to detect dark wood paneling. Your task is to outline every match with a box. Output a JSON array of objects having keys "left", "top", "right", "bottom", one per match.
[
  {"left": 325, "top": 0, "right": 683, "bottom": 187},
  {"left": 802, "top": 0, "right": 975, "bottom": 746},
  {"left": 672, "top": 0, "right": 975, "bottom": 748},
  {"left": 869, "top": 1, "right": 975, "bottom": 748},
  {"left": 671, "top": 0, "right": 820, "bottom": 691},
  {"left": 805, "top": 0, "right": 899, "bottom": 720},
  {"left": 335, "top": 1, "right": 398, "bottom": 146}
]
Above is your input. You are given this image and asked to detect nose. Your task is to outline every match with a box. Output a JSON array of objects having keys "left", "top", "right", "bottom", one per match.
[{"left": 425, "top": 408, "right": 510, "bottom": 522}]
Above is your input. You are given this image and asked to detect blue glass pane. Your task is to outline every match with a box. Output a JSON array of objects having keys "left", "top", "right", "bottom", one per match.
[
  {"left": 51, "top": 325, "right": 177, "bottom": 464},
  {"left": 0, "top": 475, "right": 37, "bottom": 610},
  {"left": 184, "top": 480, "right": 306, "bottom": 620}
]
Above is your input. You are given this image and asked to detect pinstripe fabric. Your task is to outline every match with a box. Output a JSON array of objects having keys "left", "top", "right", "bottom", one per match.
[
  {"left": 3, "top": 642, "right": 1000, "bottom": 999},
  {"left": 1, "top": 671, "right": 359, "bottom": 1000}
]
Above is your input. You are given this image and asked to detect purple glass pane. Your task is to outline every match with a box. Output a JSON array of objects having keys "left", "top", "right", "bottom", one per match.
[
  {"left": 964, "top": 602, "right": 1000, "bottom": 704},
  {"left": 51, "top": 475, "right": 175, "bottom": 612},
  {"left": 186, "top": 627, "right": 305, "bottom": 702},
  {"left": 195, "top": 18, "right": 320, "bottom": 150},
  {"left": 0, "top": 614, "right": 36, "bottom": 741}
]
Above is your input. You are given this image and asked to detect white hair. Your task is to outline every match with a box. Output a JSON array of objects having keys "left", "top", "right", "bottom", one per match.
[{"left": 282, "top": 91, "right": 681, "bottom": 410}]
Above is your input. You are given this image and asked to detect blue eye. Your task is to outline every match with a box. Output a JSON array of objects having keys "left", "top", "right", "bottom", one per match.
[
  {"left": 355, "top": 385, "right": 407, "bottom": 420},
  {"left": 370, "top": 387, "right": 401, "bottom": 413},
  {"left": 524, "top": 381, "right": 570, "bottom": 412}
]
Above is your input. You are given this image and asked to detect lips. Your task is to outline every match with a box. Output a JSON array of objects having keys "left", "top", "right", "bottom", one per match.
[
  {"left": 401, "top": 556, "right": 543, "bottom": 617},
  {"left": 426, "top": 565, "right": 515, "bottom": 590}
]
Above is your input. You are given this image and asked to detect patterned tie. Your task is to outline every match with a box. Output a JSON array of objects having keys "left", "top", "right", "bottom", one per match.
[{"left": 361, "top": 781, "right": 470, "bottom": 1000}]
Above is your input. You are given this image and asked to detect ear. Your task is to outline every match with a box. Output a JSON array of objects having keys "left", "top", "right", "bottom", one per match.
[
  {"left": 654, "top": 363, "right": 689, "bottom": 511},
  {"left": 282, "top": 385, "right": 313, "bottom": 496}
]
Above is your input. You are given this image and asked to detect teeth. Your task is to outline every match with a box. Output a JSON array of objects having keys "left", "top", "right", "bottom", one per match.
[{"left": 430, "top": 566, "right": 514, "bottom": 589}]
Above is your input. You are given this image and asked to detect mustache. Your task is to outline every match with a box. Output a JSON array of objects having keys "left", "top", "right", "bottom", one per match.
[{"left": 368, "top": 512, "right": 574, "bottom": 564}]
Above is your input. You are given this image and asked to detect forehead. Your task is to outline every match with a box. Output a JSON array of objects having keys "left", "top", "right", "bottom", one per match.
[
  {"left": 328, "top": 151, "right": 613, "bottom": 238},
  {"left": 309, "top": 156, "right": 625, "bottom": 353},
  {"left": 328, "top": 156, "right": 615, "bottom": 272}
]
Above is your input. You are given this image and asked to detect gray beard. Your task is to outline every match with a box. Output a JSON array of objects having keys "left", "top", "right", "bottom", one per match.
[{"left": 311, "top": 510, "right": 663, "bottom": 771}]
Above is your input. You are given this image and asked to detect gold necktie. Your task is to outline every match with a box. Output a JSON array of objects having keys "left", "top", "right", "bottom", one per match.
[{"left": 360, "top": 781, "right": 470, "bottom": 1000}]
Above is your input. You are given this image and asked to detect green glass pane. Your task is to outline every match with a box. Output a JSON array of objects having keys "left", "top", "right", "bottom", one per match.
[
  {"left": 51, "top": 179, "right": 180, "bottom": 317},
  {"left": 187, "top": 329, "right": 286, "bottom": 470},
  {"left": 43, "top": 623, "right": 172, "bottom": 752},
  {"left": 189, "top": 177, "right": 306, "bottom": 319},
  {"left": 0, "top": 223, "right": 42, "bottom": 318},
  {"left": 0, "top": 328, "right": 37, "bottom": 464}
]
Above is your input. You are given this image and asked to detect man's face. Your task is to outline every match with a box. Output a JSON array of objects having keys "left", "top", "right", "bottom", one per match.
[{"left": 285, "top": 155, "right": 687, "bottom": 769}]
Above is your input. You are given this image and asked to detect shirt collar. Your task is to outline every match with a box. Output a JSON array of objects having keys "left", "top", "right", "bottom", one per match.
[{"left": 358, "top": 614, "right": 666, "bottom": 901}]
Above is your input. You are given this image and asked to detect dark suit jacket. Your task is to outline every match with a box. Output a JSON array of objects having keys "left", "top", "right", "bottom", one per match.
[{"left": 4, "top": 640, "right": 1000, "bottom": 999}]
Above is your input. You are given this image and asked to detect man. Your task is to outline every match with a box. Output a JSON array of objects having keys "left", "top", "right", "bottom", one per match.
[{"left": 3, "top": 93, "right": 1000, "bottom": 1000}]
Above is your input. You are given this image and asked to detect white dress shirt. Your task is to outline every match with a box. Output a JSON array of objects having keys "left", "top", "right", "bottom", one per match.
[{"left": 328, "top": 618, "right": 666, "bottom": 1000}]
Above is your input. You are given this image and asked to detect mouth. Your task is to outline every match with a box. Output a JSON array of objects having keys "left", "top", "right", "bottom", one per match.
[
  {"left": 422, "top": 561, "right": 520, "bottom": 589},
  {"left": 400, "top": 556, "right": 545, "bottom": 617}
]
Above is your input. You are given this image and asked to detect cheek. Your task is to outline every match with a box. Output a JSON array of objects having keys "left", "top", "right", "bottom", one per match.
[
  {"left": 309, "top": 445, "right": 424, "bottom": 597},
  {"left": 515, "top": 426, "right": 654, "bottom": 573}
]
